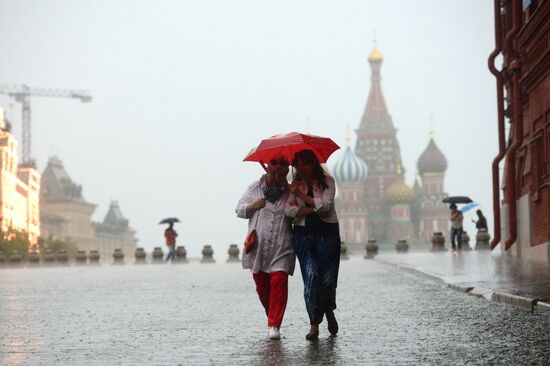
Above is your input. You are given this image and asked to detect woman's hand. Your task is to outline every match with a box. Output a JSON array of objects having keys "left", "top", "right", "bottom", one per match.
[
  {"left": 251, "top": 198, "right": 266, "bottom": 210},
  {"left": 289, "top": 183, "right": 300, "bottom": 196},
  {"left": 317, "top": 211, "right": 330, "bottom": 219},
  {"left": 246, "top": 198, "right": 266, "bottom": 218}
]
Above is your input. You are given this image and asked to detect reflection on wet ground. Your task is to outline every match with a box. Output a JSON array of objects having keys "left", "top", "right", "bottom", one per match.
[
  {"left": 379, "top": 251, "right": 550, "bottom": 299},
  {"left": 1, "top": 258, "right": 549, "bottom": 365}
]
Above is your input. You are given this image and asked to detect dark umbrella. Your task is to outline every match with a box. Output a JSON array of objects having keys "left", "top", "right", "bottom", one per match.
[
  {"left": 159, "top": 217, "right": 180, "bottom": 225},
  {"left": 442, "top": 196, "right": 473, "bottom": 204}
]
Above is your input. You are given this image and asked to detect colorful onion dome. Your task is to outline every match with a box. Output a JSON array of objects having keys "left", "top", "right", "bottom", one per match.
[
  {"left": 333, "top": 147, "right": 368, "bottom": 183},
  {"left": 385, "top": 176, "right": 415, "bottom": 203},
  {"left": 417, "top": 137, "right": 448, "bottom": 174},
  {"left": 368, "top": 44, "right": 383, "bottom": 62}
]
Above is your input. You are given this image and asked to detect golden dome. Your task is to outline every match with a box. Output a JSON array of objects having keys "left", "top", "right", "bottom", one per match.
[
  {"left": 368, "top": 44, "right": 383, "bottom": 62},
  {"left": 385, "top": 176, "right": 415, "bottom": 203}
]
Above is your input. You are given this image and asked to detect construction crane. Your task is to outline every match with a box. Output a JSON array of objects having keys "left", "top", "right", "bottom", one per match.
[{"left": 0, "top": 83, "right": 92, "bottom": 167}]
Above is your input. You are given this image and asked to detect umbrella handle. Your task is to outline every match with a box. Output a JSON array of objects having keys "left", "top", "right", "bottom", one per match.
[{"left": 259, "top": 161, "right": 267, "bottom": 172}]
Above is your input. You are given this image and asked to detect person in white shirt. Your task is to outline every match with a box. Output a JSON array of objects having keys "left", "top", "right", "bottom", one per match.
[
  {"left": 449, "top": 203, "right": 464, "bottom": 251},
  {"left": 235, "top": 157, "right": 295, "bottom": 341},
  {"left": 285, "top": 149, "right": 341, "bottom": 341}
]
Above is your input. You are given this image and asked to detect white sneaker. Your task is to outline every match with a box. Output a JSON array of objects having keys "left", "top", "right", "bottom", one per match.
[{"left": 268, "top": 327, "right": 280, "bottom": 340}]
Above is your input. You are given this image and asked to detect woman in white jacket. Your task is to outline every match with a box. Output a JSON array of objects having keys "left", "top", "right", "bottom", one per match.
[
  {"left": 235, "top": 157, "right": 295, "bottom": 341},
  {"left": 286, "top": 149, "right": 341, "bottom": 340}
]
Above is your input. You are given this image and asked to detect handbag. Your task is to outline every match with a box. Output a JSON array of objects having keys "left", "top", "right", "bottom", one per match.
[{"left": 244, "top": 209, "right": 260, "bottom": 254}]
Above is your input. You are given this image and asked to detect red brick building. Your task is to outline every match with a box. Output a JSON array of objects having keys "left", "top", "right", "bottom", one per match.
[{"left": 490, "top": 0, "right": 550, "bottom": 263}]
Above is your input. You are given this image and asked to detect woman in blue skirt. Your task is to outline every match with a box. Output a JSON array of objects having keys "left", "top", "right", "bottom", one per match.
[{"left": 286, "top": 149, "right": 340, "bottom": 340}]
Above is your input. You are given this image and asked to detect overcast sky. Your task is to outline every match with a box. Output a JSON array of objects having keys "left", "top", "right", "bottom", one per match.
[{"left": 0, "top": 0, "right": 498, "bottom": 256}]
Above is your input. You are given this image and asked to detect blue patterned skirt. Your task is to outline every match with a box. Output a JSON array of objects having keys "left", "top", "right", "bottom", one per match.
[{"left": 293, "top": 227, "right": 340, "bottom": 325}]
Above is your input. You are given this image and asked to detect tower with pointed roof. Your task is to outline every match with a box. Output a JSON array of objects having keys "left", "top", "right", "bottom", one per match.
[
  {"left": 41, "top": 156, "right": 138, "bottom": 259},
  {"left": 94, "top": 200, "right": 137, "bottom": 258},
  {"left": 41, "top": 156, "right": 98, "bottom": 249},
  {"left": 384, "top": 165, "right": 416, "bottom": 243},
  {"left": 355, "top": 42, "right": 404, "bottom": 241},
  {"left": 415, "top": 131, "right": 451, "bottom": 240},
  {"left": 333, "top": 136, "right": 369, "bottom": 245}
]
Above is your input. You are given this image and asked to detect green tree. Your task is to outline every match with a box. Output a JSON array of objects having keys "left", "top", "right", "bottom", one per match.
[
  {"left": 0, "top": 229, "right": 31, "bottom": 260},
  {"left": 39, "top": 235, "right": 78, "bottom": 260}
]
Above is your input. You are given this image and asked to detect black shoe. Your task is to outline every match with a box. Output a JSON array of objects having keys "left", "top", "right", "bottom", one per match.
[
  {"left": 305, "top": 325, "right": 319, "bottom": 340},
  {"left": 326, "top": 311, "right": 338, "bottom": 336},
  {"left": 305, "top": 331, "right": 319, "bottom": 341}
]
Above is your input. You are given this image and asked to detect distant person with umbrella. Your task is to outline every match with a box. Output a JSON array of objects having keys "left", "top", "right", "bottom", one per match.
[
  {"left": 286, "top": 149, "right": 341, "bottom": 340},
  {"left": 160, "top": 218, "right": 179, "bottom": 262},
  {"left": 449, "top": 204, "right": 464, "bottom": 251},
  {"left": 473, "top": 209, "right": 488, "bottom": 231},
  {"left": 235, "top": 156, "right": 294, "bottom": 341}
]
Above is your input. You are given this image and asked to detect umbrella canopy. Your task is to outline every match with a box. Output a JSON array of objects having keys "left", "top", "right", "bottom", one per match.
[
  {"left": 442, "top": 196, "right": 473, "bottom": 204},
  {"left": 460, "top": 202, "right": 479, "bottom": 213},
  {"left": 243, "top": 132, "right": 340, "bottom": 164},
  {"left": 159, "top": 217, "right": 180, "bottom": 225}
]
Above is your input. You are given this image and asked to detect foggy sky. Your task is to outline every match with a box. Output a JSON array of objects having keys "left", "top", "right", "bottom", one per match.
[{"left": 0, "top": 1, "right": 497, "bottom": 256}]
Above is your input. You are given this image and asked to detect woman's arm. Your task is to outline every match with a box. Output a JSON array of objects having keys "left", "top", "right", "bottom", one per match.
[
  {"left": 236, "top": 183, "right": 265, "bottom": 219},
  {"left": 313, "top": 176, "right": 335, "bottom": 213},
  {"left": 294, "top": 191, "right": 315, "bottom": 207}
]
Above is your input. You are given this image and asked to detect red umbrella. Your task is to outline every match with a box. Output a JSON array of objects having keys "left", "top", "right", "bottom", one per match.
[{"left": 243, "top": 132, "right": 340, "bottom": 166}]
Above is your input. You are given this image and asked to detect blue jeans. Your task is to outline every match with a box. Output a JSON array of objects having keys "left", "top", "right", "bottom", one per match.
[
  {"left": 166, "top": 246, "right": 176, "bottom": 262},
  {"left": 450, "top": 228, "right": 463, "bottom": 250}
]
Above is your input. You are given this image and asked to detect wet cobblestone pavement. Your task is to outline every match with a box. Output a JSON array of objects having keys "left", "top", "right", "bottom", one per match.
[
  {"left": 1, "top": 258, "right": 549, "bottom": 365},
  {"left": 378, "top": 251, "right": 550, "bottom": 300}
]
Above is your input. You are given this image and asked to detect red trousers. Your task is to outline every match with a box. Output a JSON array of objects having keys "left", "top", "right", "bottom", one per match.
[{"left": 252, "top": 271, "right": 288, "bottom": 327}]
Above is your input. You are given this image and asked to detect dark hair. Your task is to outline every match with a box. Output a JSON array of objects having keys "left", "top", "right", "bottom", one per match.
[
  {"left": 476, "top": 209, "right": 485, "bottom": 218},
  {"left": 268, "top": 157, "right": 289, "bottom": 167},
  {"left": 292, "top": 150, "right": 328, "bottom": 190},
  {"left": 450, "top": 203, "right": 457, "bottom": 209}
]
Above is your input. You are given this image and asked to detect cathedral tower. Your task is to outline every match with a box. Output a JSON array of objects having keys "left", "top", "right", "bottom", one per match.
[
  {"left": 333, "top": 139, "right": 369, "bottom": 247},
  {"left": 416, "top": 131, "right": 450, "bottom": 240},
  {"left": 355, "top": 43, "right": 404, "bottom": 240}
]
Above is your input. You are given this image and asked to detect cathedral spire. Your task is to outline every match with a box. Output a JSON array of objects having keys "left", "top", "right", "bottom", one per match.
[
  {"left": 355, "top": 41, "right": 403, "bottom": 175},
  {"left": 358, "top": 42, "right": 392, "bottom": 132}
]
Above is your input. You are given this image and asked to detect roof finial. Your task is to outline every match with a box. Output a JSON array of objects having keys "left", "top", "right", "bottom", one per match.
[
  {"left": 429, "top": 114, "right": 435, "bottom": 137},
  {"left": 346, "top": 124, "right": 352, "bottom": 147},
  {"left": 368, "top": 35, "right": 383, "bottom": 62}
]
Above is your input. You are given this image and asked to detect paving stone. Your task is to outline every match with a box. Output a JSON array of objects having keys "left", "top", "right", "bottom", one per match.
[{"left": 0, "top": 258, "right": 549, "bottom": 365}]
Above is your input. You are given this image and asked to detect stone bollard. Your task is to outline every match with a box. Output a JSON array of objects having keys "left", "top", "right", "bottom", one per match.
[
  {"left": 89, "top": 250, "right": 100, "bottom": 264},
  {"left": 75, "top": 250, "right": 88, "bottom": 264},
  {"left": 461, "top": 231, "right": 472, "bottom": 250},
  {"left": 365, "top": 239, "right": 379, "bottom": 259},
  {"left": 340, "top": 242, "right": 349, "bottom": 260},
  {"left": 175, "top": 246, "right": 188, "bottom": 263},
  {"left": 475, "top": 229, "right": 491, "bottom": 250},
  {"left": 395, "top": 239, "right": 409, "bottom": 253},
  {"left": 0, "top": 251, "right": 5, "bottom": 264},
  {"left": 9, "top": 250, "right": 22, "bottom": 264},
  {"left": 431, "top": 232, "right": 446, "bottom": 252},
  {"left": 112, "top": 248, "right": 125, "bottom": 264},
  {"left": 152, "top": 247, "right": 164, "bottom": 263},
  {"left": 56, "top": 249, "right": 69, "bottom": 264},
  {"left": 28, "top": 251, "right": 40, "bottom": 265},
  {"left": 135, "top": 247, "right": 147, "bottom": 264},
  {"left": 226, "top": 244, "right": 240, "bottom": 263},
  {"left": 44, "top": 249, "right": 55, "bottom": 264},
  {"left": 201, "top": 245, "right": 215, "bottom": 263}
]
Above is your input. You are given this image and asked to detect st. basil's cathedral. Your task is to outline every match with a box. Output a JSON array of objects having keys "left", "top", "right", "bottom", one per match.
[{"left": 332, "top": 44, "right": 451, "bottom": 246}]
